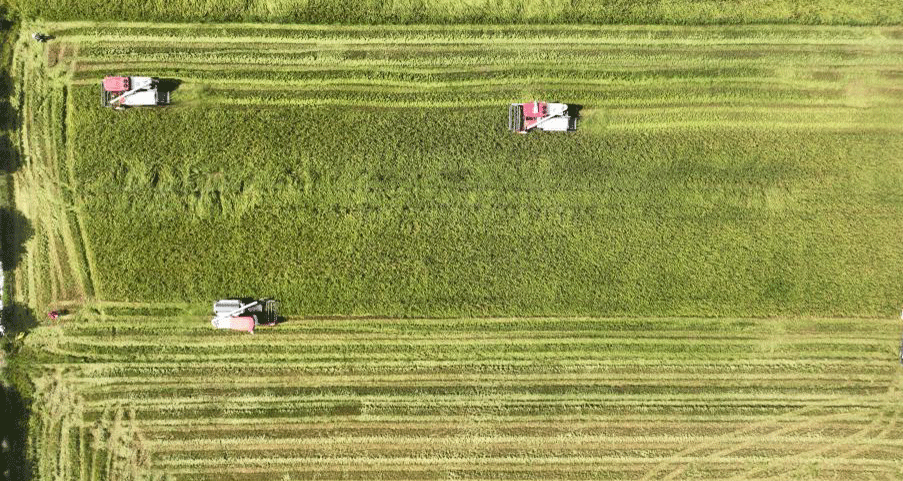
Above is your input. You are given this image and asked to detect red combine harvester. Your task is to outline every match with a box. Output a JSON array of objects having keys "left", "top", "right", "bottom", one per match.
[
  {"left": 101, "top": 76, "right": 170, "bottom": 109},
  {"left": 508, "top": 101, "right": 576, "bottom": 133},
  {"left": 211, "top": 299, "right": 279, "bottom": 334}
]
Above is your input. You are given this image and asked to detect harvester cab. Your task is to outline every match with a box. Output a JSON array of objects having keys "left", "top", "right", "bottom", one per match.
[
  {"left": 211, "top": 299, "right": 279, "bottom": 334},
  {"left": 508, "top": 101, "right": 576, "bottom": 133},
  {"left": 101, "top": 76, "right": 170, "bottom": 109}
]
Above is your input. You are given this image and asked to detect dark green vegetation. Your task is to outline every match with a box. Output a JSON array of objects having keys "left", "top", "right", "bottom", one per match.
[
  {"left": 53, "top": 25, "right": 903, "bottom": 317},
  {"left": 6, "top": 0, "right": 903, "bottom": 25}
]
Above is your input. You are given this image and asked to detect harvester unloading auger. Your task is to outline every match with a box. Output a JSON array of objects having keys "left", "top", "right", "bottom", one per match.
[
  {"left": 211, "top": 299, "right": 279, "bottom": 333},
  {"left": 508, "top": 101, "right": 576, "bottom": 133}
]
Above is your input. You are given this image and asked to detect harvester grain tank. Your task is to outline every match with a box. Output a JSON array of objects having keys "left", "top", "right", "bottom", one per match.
[
  {"left": 101, "top": 76, "right": 170, "bottom": 109},
  {"left": 211, "top": 299, "right": 279, "bottom": 333},
  {"left": 508, "top": 101, "right": 576, "bottom": 133}
]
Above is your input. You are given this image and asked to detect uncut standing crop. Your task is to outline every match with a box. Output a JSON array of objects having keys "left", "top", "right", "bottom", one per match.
[{"left": 55, "top": 24, "right": 903, "bottom": 318}]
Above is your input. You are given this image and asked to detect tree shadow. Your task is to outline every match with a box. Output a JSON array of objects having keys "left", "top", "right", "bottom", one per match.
[
  {"left": 0, "top": 134, "right": 18, "bottom": 173},
  {"left": 0, "top": 12, "right": 17, "bottom": 159},
  {"left": 1, "top": 303, "right": 38, "bottom": 337},
  {"left": 0, "top": 86, "right": 12, "bottom": 131},
  {"left": 899, "top": 325, "right": 903, "bottom": 366},
  {"left": 0, "top": 208, "right": 33, "bottom": 272},
  {"left": 0, "top": 384, "right": 34, "bottom": 481}
]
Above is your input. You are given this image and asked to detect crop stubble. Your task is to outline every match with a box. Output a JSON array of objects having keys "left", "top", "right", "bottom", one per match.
[{"left": 18, "top": 308, "right": 903, "bottom": 480}]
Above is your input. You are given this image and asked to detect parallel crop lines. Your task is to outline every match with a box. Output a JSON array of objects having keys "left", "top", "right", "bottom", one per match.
[
  {"left": 9, "top": 22, "right": 903, "bottom": 480},
  {"left": 18, "top": 311, "right": 903, "bottom": 480}
]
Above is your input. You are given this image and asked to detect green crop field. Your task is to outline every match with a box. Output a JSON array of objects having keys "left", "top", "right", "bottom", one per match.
[
  {"left": 14, "top": 24, "right": 903, "bottom": 317},
  {"left": 2, "top": 21, "right": 903, "bottom": 481},
  {"left": 8, "top": 0, "right": 903, "bottom": 25}
]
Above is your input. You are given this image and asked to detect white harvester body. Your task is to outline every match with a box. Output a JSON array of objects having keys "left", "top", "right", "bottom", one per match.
[
  {"left": 211, "top": 299, "right": 279, "bottom": 333},
  {"left": 508, "top": 101, "right": 576, "bottom": 133},
  {"left": 101, "top": 76, "right": 170, "bottom": 108}
]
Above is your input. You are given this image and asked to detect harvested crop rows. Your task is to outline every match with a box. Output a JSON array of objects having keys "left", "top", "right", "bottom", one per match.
[
  {"left": 5, "top": 22, "right": 903, "bottom": 481},
  {"left": 20, "top": 307, "right": 903, "bottom": 480}
]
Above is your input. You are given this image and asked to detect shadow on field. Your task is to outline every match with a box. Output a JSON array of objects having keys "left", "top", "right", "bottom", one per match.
[
  {"left": 158, "top": 78, "right": 182, "bottom": 95},
  {"left": 0, "top": 135, "right": 17, "bottom": 173},
  {"left": 0, "top": 102, "right": 14, "bottom": 133},
  {"left": 0, "top": 208, "right": 33, "bottom": 272},
  {"left": 0, "top": 12, "right": 14, "bottom": 129},
  {"left": 0, "top": 10, "right": 18, "bottom": 172},
  {"left": 1, "top": 304, "right": 38, "bottom": 337},
  {"left": 0, "top": 383, "right": 34, "bottom": 481},
  {"left": 567, "top": 104, "right": 584, "bottom": 119}
]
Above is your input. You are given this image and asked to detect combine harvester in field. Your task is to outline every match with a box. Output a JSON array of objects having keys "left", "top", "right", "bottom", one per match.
[
  {"left": 100, "top": 76, "right": 170, "bottom": 109},
  {"left": 211, "top": 299, "right": 279, "bottom": 334},
  {"left": 508, "top": 101, "right": 576, "bottom": 133}
]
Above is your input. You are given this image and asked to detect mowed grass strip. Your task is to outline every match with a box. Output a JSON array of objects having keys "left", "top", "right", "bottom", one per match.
[{"left": 18, "top": 313, "right": 903, "bottom": 480}]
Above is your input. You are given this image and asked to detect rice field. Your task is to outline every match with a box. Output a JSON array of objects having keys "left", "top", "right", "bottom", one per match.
[
  {"left": 4, "top": 22, "right": 903, "bottom": 480},
  {"left": 14, "top": 23, "right": 903, "bottom": 317},
  {"left": 18, "top": 306, "right": 903, "bottom": 480},
  {"left": 11, "top": 0, "right": 903, "bottom": 25}
]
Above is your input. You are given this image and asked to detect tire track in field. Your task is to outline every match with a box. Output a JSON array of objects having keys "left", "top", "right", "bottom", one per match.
[
  {"left": 12, "top": 30, "right": 95, "bottom": 307},
  {"left": 21, "top": 308, "right": 903, "bottom": 479},
  {"left": 735, "top": 406, "right": 902, "bottom": 480},
  {"left": 639, "top": 404, "right": 862, "bottom": 480},
  {"left": 656, "top": 398, "right": 900, "bottom": 480}
]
